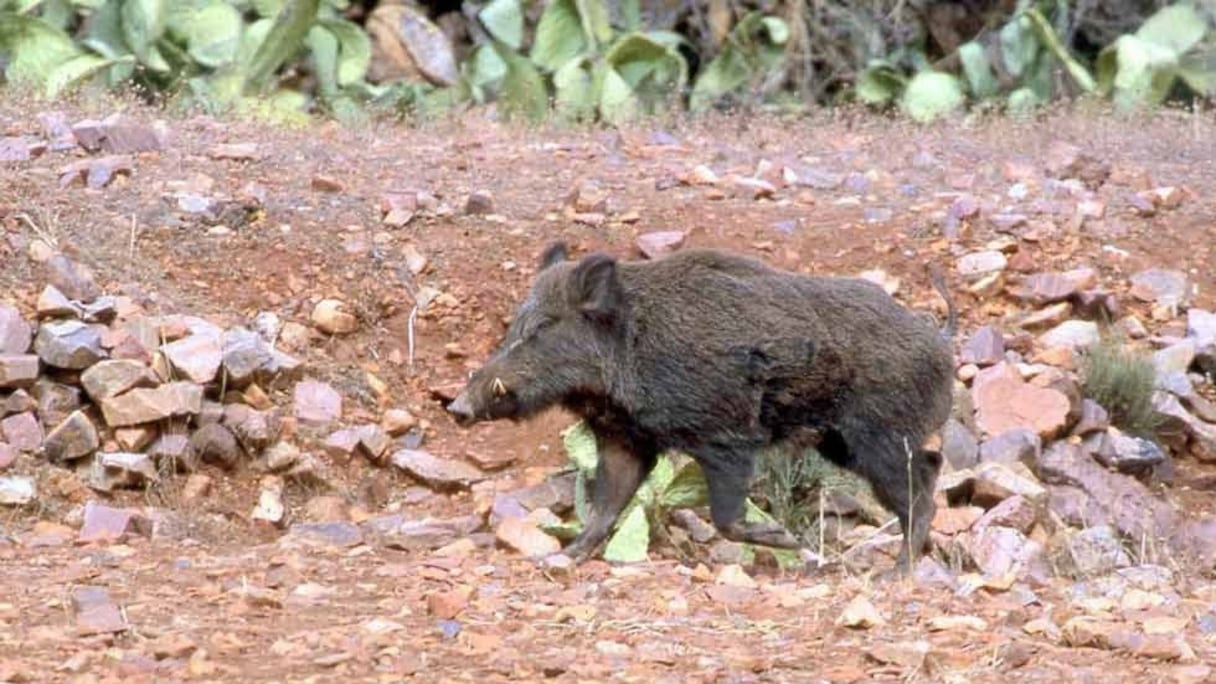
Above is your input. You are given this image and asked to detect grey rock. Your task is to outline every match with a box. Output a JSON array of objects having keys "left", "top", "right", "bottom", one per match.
[
  {"left": 961, "top": 326, "right": 1004, "bottom": 366},
  {"left": 0, "top": 303, "right": 32, "bottom": 354},
  {"left": 1129, "top": 268, "right": 1188, "bottom": 305},
  {"left": 161, "top": 331, "right": 222, "bottom": 384},
  {"left": 221, "top": 327, "right": 274, "bottom": 387},
  {"left": 80, "top": 359, "right": 158, "bottom": 401},
  {"left": 99, "top": 382, "right": 202, "bottom": 427},
  {"left": 34, "top": 320, "right": 105, "bottom": 370},
  {"left": 43, "top": 410, "right": 99, "bottom": 462},
  {"left": 0, "top": 355, "right": 39, "bottom": 389},
  {"left": 1039, "top": 320, "right": 1100, "bottom": 350},
  {"left": 1068, "top": 525, "right": 1132, "bottom": 575},
  {"left": 391, "top": 449, "right": 485, "bottom": 491},
  {"left": 979, "top": 428, "right": 1041, "bottom": 468},
  {"left": 1093, "top": 429, "right": 1167, "bottom": 474},
  {"left": 942, "top": 419, "right": 979, "bottom": 471},
  {"left": 0, "top": 476, "right": 36, "bottom": 505}
]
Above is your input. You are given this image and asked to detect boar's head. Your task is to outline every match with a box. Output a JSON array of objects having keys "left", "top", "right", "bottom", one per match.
[{"left": 446, "top": 242, "right": 623, "bottom": 426}]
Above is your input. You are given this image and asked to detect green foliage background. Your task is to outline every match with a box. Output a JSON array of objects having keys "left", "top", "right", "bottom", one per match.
[{"left": 2, "top": 0, "right": 1214, "bottom": 123}]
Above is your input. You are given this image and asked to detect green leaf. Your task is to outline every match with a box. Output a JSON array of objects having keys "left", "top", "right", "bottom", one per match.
[
  {"left": 45, "top": 52, "right": 125, "bottom": 97},
  {"left": 598, "top": 63, "right": 635, "bottom": 123},
  {"left": 1137, "top": 3, "right": 1208, "bottom": 56},
  {"left": 243, "top": 0, "right": 319, "bottom": 92},
  {"left": 252, "top": 0, "right": 282, "bottom": 18},
  {"left": 0, "top": 12, "right": 81, "bottom": 84},
  {"left": 1178, "top": 46, "right": 1216, "bottom": 96},
  {"left": 602, "top": 503, "right": 650, "bottom": 563},
  {"left": 561, "top": 420, "right": 599, "bottom": 474},
  {"left": 478, "top": 0, "right": 523, "bottom": 51},
  {"left": 553, "top": 55, "right": 594, "bottom": 119},
  {"left": 635, "top": 455, "right": 675, "bottom": 507},
  {"left": 899, "top": 70, "right": 964, "bottom": 122},
  {"left": 659, "top": 461, "right": 709, "bottom": 509},
  {"left": 999, "top": 14, "right": 1037, "bottom": 78},
  {"left": 619, "top": 0, "right": 640, "bottom": 32},
  {"left": 235, "top": 17, "right": 273, "bottom": 65},
  {"left": 854, "top": 60, "right": 905, "bottom": 105},
  {"left": 1096, "top": 34, "right": 1178, "bottom": 109},
  {"left": 1024, "top": 7, "right": 1095, "bottom": 92},
  {"left": 121, "top": 0, "right": 168, "bottom": 69},
  {"left": 958, "top": 41, "right": 998, "bottom": 98},
  {"left": 531, "top": 0, "right": 585, "bottom": 72},
  {"left": 186, "top": 2, "right": 242, "bottom": 68},
  {"left": 540, "top": 520, "right": 583, "bottom": 541},
  {"left": 1007, "top": 86, "right": 1041, "bottom": 117},
  {"left": 760, "top": 15, "right": 789, "bottom": 44},
  {"left": 742, "top": 500, "right": 802, "bottom": 570},
  {"left": 573, "top": 469, "right": 590, "bottom": 524},
  {"left": 306, "top": 23, "right": 337, "bottom": 95},
  {"left": 37, "top": 0, "right": 73, "bottom": 29},
  {"left": 243, "top": 88, "right": 311, "bottom": 127},
  {"left": 83, "top": 0, "right": 131, "bottom": 60},
  {"left": 575, "top": 0, "right": 611, "bottom": 48},
  {"left": 319, "top": 18, "right": 370, "bottom": 86}
]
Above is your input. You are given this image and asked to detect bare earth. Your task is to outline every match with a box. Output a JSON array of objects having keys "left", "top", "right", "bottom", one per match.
[{"left": 2, "top": 96, "right": 1216, "bottom": 683}]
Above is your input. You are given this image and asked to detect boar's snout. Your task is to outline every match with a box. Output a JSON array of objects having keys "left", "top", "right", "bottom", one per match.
[{"left": 446, "top": 391, "right": 478, "bottom": 427}]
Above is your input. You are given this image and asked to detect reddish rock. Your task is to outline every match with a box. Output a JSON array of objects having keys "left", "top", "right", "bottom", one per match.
[
  {"left": 960, "top": 326, "right": 1004, "bottom": 366},
  {"left": 78, "top": 501, "right": 151, "bottom": 543},
  {"left": 973, "top": 364, "right": 1071, "bottom": 438},
  {"left": 636, "top": 231, "right": 686, "bottom": 259},
  {"left": 72, "top": 586, "right": 128, "bottom": 635},
  {"left": 0, "top": 411, "right": 42, "bottom": 452},
  {"left": 294, "top": 381, "right": 342, "bottom": 425}
]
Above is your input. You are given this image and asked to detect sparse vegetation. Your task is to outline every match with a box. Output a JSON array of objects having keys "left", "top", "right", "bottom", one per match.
[
  {"left": 749, "top": 446, "right": 864, "bottom": 545},
  {"left": 1082, "top": 337, "right": 1162, "bottom": 437}
]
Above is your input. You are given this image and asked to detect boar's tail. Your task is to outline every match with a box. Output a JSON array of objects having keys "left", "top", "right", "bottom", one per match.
[{"left": 928, "top": 262, "right": 957, "bottom": 340}]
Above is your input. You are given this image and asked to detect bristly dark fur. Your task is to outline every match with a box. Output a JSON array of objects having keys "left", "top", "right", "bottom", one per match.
[{"left": 448, "top": 241, "right": 956, "bottom": 572}]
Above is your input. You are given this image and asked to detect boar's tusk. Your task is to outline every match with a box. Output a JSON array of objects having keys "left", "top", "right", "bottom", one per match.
[{"left": 492, "top": 377, "right": 507, "bottom": 396}]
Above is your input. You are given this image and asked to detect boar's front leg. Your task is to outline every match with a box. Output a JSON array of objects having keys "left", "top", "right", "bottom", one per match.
[
  {"left": 698, "top": 446, "right": 801, "bottom": 549},
  {"left": 563, "top": 436, "right": 657, "bottom": 562}
]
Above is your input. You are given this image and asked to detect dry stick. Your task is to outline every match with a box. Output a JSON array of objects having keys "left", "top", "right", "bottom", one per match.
[
  {"left": 904, "top": 435, "right": 914, "bottom": 575},
  {"left": 407, "top": 304, "right": 419, "bottom": 370}
]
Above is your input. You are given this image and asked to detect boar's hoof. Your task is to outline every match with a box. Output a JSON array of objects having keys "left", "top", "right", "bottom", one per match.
[{"left": 718, "top": 521, "right": 802, "bottom": 549}]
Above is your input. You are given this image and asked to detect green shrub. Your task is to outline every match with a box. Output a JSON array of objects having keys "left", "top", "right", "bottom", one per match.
[
  {"left": 1082, "top": 338, "right": 1161, "bottom": 437},
  {"left": 749, "top": 446, "right": 865, "bottom": 544}
]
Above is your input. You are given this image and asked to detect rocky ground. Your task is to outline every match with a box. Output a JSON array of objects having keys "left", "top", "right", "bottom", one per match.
[{"left": 2, "top": 97, "right": 1216, "bottom": 682}]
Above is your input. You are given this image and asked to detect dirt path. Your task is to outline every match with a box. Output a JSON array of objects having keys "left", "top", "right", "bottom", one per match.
[{"left": 3, "top": 99, "right": 1216, "bottom": 682}]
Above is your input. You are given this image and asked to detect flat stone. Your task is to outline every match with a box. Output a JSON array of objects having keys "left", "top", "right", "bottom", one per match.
[
  {"left": 362, "top": 514, "right": 481, "bottom": 552},
  {"left": 71, "top": 118, "right": 163, "bottom": 153},
  {"left": 34, "top": 320, "right": 105, "bottom": 369},
  {"left": 1072, "top": 399, "right": 1111, "bottom": 437},
  {"left": 36, "top": 284, "right": 80, "bottom": 318},
  {"left": 31, "top": 378, "right": 81, "bottom": 426},
  {"left": 1094, "top": 429, "right": 1167, "bottom": 474},
  {"left": 1153, "top": 392, "right": 1216, "bottom": 462},
  {"left": 78, "top": 501, "right": 151, "bottom": 543},
  {"left": 1187, "top": 309, "right": 1216, "bottom": 349},
  {"left": 43, "top": 410, "right": 99, "bottom": 462},
  {"left": 939, "top": 461, "right": 1047, "bottom": 508},
  {"left": 72, "top": 586, "right": 128, "bottom": 635},
  {"left": 957, "top": 251, "right": 1007, "bottom": 281},
  {"left": 979, "top": 428, "right": 1041, "bottom": 468},
  {"left": 0, "top": 355, "right": 39, "bottom": 389},
  {"left": 293, "top": 380, "right": 342, "bottom": 425},
  {"left": 495, "top": 516, "right": 562, "bottom": 557},
  {"left": 973, "top": 494, "right": 1038, "bottom": 535},
  {"left": 99, "top": 381, "right": 203, "bottom": 427},
  {"left": 222, "top": 404, "right": 281, "bottom": 451},
  {"left": 1039, "top": 320, "right": 1100, "bottom": 351},
  {"left": 1, "top": 411, "right": 43, "bottom": 452},
  {"left": 0, "top": 476, "right": 35, "bottom": 505},
  {"left": 0, "top": 303, "right": 32, "bottom": 354},
  {"left": 1036, "top": 442, "right": 1176, "bottom": 541},
  {"left": 44, "top": 253, "right": 100, "bottom": 302},
  {"left": 1130, "top": 269, "right": 1188, "bottom": 305},
  {"left": 221, "top": 327, "right": 274, "bottom": 387},
  {"left": 0, "top": 442, "right": 16, "bottom": 469},
  {"left": 1069, "top": 525, "right": 1132, "bottom": 575},
  {"left": 941, "top": 419, "right": 979, "bottom": 471},
  {"left": 636, "top": 231, "right": 687, "bottom": 259},
  {"left": 2, "top": 389, "right": 35, "bottom": 417},
  {"left": 961, "top": 326, "right": 1004, "bottom": 366},
  {"left": 970, "top": 525, "right": 1047, "bottom": 580},
  {"left": 161, "top": 332, "right": 222, "bottom": 384},
  {"left": 1018, "top": 302, "right": 1073, "bottom": 331},
  {"left": 284, "top": 521, "right": 364, "bottom": 548},
  {"left": 973, "top": 363, "right": 1071, "bottom": 438},
  {"left": 391, "top": 449, "right": 485, "bottom": 491},
  {"left": 1154, "top": 340, "right": 1196, "bottom": 378},
  {"left": 80, "top": 359, "right": 158, "bottom": 401}
]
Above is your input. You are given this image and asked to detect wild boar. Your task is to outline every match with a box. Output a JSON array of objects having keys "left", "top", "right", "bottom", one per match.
[{"left": 447, "top": 242, "right": 957, "bottom": 572}]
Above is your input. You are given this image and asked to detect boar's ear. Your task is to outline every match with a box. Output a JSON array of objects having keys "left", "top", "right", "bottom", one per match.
[
  {"left": 539, "top": 241, "right": 569, "bottom": 270},
  {"left": 570, "top": 253, "right": 622, "bottom": 322}
]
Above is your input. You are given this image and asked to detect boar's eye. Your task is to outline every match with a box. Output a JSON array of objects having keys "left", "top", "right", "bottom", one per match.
[{"left": 535, "top": 316, "right": 558, "bottom": 332}]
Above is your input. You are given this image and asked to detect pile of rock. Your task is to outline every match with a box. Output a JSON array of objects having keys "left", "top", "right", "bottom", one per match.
[{"left": 0, "top": 253, "right": 486, "bottom": 528}]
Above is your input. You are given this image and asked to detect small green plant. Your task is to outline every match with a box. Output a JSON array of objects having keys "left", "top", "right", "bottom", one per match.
[
  {"left": 549, "top": 419, "right": 801, "bottom": 568},
  {"left": 1082, "top": 337, "right": 1161, "bottom": 437},
  {"left": 750, "top": 445, "right": 864, "bottom": 544}
]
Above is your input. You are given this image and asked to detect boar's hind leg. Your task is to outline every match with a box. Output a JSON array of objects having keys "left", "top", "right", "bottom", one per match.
[
  {"left": 699, "top": 448, "right": 801, "bottom": 549},
  {"left": 820, "top": 427, "right": 940, "bottom": 573},
  {"left": 563, "top": 437, "right": 657, "bottom": 561}
]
